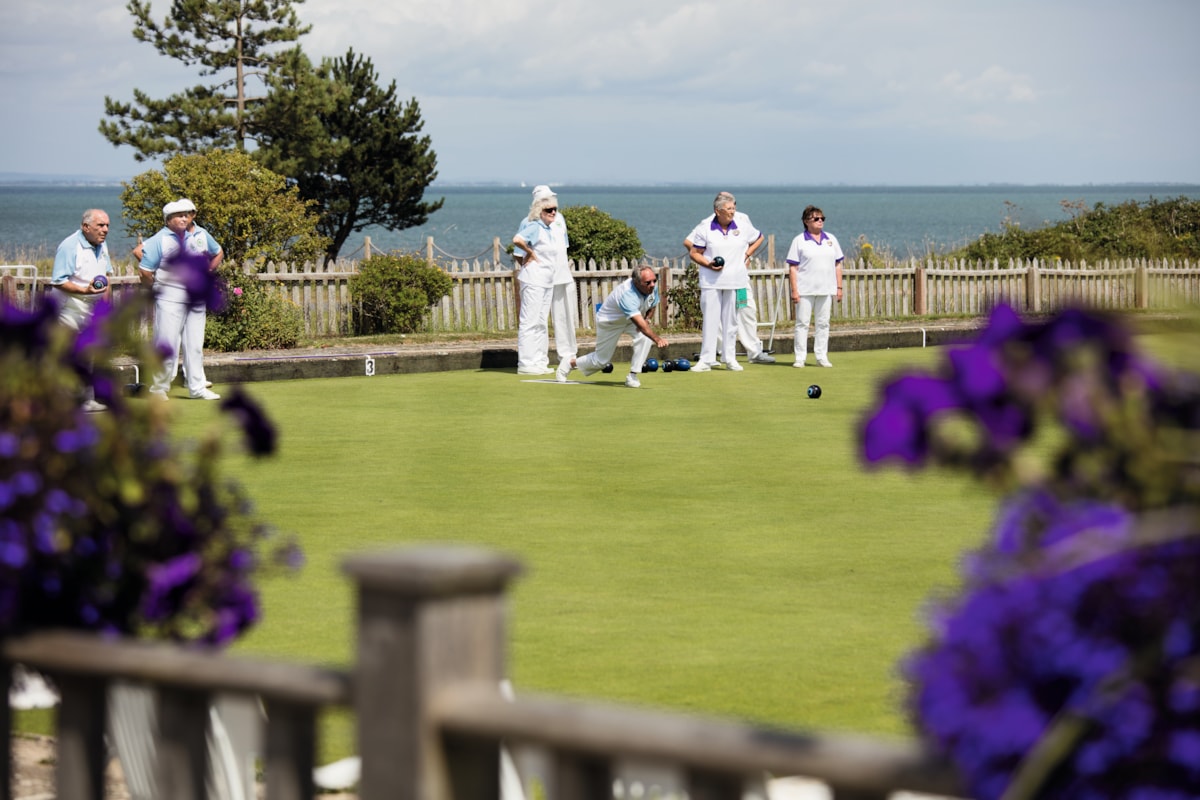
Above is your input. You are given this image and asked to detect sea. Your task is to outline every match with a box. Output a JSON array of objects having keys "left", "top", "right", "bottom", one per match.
[{"left": 3, "top": 183, "right": 1198, "bottom": 263}]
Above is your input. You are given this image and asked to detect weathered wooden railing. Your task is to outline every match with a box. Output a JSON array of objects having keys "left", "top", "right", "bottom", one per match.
[{"left": 1, "top": 546, "right": 967, "bottom": 800}]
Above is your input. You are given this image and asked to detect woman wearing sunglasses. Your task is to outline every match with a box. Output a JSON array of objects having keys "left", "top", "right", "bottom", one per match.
[
  {"left": 512, "top": 185, "right": 577, "bottom": 375},
  {"left": 785, "top": 206, "right": 844, "bottom": 368}
]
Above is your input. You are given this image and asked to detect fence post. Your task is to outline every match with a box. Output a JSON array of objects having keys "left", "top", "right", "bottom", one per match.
[
  {"left": 1026, "top": 259, "right": 1041, "bottom": 313},
  {"left": 364, "top": 236, "right": 372, "bottom": 258},
  {"left": 913, "top": 264, "right": 927, "bottom": 316},
  {"left": 766, "top": 234, "right": 776, "bottom": 268},
  {"left": 657, "top": 264, "right": 672, "bottom": 327},
  {"left": 344, "top": 546, "right": 523, "bottom": 800},
  {"left": 54, "top": 674, "right": 109, "bottom": 800},
  {"left": 1135, "top": 261, "right": 1149, "bottom": 309},
  {"left": 1, "top": 274, "right": 15, "bottom": 307},
  {"left": 493, "top": 237, "right": 502, "bottom": 266},
  {"left": 427, "top": 237, "right": 435, "bottom": 265}
]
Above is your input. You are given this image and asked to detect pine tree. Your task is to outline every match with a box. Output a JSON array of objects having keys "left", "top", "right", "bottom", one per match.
[
  {"left": 257, "top": 49, "right": 443, "bottom": 263},
  {"left": 99, "top": 0, "right": 310, "bottom": 159}
]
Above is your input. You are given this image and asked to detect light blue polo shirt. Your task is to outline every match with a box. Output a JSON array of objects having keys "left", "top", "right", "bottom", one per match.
[{"left": 597, "top": 277, "right": 658, "bottom": 324}]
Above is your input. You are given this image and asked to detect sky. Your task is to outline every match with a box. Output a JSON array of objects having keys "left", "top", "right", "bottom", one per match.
[{"left": 2, "top": 0, "right": 1198, "bottom": 186}]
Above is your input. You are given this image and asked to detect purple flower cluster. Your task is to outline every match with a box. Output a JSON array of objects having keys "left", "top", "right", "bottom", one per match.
[
  {"left": 861, "top": 304, "right": 1200, "bottom": 798},
  {"left": 1, "top": 293, "right": 299, "bottom": 646},
  {"left": 169, "top": 230, "right": 226, "bottom": 312},
  {"left": 862, "top": 304, "right": 1195, "bottom": 511}
]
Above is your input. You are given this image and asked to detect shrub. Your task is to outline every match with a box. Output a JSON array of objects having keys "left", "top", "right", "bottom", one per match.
[
  {"left": 205, "top": 266, "right": 304, "bottom": 352},
  {"left": 350, "top": 253, "right": 453, "bottom": 335},
  {"left": 561, "top": 205, "right": 645, "bottom": 264},
  {"left": 665, "top": 262, "right": 702, "bottom": 330},
  {"left": 122, "top": 150, "right": 329, "bottom": 267},
  {"left": 954, "top": 196, "right": 1200, "bottom": 263}
]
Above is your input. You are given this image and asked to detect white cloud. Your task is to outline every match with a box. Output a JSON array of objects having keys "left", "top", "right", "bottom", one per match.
[
  {"left": 940, "top": 66, "right": 1037, "bottom": 104},
  {"left": 1, "top": 0, "right": 1197, "bottom": 183}
]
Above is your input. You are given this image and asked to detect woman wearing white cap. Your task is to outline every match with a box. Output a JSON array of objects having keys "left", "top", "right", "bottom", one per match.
[{"left": 511, "top": 185, "right": 577, "bottom": 375}]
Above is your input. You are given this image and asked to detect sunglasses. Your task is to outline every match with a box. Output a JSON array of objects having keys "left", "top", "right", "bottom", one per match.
[
  {"left": 808, "top": 216, "right": 825, "bottom": 222},
  {"left": 543, "top": 207, "right": 558, "bottom": 214}
]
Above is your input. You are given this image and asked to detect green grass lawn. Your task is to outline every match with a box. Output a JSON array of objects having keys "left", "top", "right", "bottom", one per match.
[
  {"left": 9, "top": 346, "right": 998, "bottom": 760},
  {"left": 137, "top": 344, "right": 993, "bottom": 763}
]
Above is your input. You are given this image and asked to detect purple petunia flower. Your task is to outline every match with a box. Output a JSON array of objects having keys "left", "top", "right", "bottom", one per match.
[
  {"left": 166, "top": 233, "right": 226, "bottom": 311},
  {"left": 142, "top": 553, "right": 203, "bottom": 622},
  {"left": 872, "top": 303, "right": 1200, "bottom": 798},
  {"left": 220, "top": 387, "right": 278, "bottom": 457},
  {"left": 54, "top": 424, "right": 101, "bottom": 454},
  {"left": 1, "top": 295, "right": 60, "bottom": 357},
  {"left": 862, "top": 375, "right": 962, "bottom": 464}
]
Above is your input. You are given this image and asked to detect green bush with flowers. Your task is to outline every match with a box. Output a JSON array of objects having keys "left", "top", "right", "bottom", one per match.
[
  {"left": 1, "top": 288, "right": 300, "bottom": 645},
  {"left": 204, "top": 264, "right": 304, "bottom": 352}
]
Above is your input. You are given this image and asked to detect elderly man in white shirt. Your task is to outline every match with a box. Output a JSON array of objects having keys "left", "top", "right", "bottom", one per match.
[{"left": 51, "top": 208, "right": 114, "bottom": 412}]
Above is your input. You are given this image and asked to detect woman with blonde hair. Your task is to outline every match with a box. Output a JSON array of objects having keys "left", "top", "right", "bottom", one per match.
[{"left": 512, "top": 185, "right": 577, "bottom": 375}]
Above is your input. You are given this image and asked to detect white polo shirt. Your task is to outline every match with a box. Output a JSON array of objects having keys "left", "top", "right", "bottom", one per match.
[
  {"left": 51, "top": 230, "right": 112, "bottom": 329},
  {"left": 686, "top": 212, "right": 761, "bottom": 291},
  {"left": 786, "top": 230, "right": 844, "bottom": 295}
]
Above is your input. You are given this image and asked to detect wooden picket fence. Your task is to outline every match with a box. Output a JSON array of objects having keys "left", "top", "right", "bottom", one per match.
[{"left": 5, "top": 256, "right": 1198, "bottom": 338}]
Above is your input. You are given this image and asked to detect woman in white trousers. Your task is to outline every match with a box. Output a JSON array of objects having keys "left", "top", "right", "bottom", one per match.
[{"left": 512, "top": 185, "right": 576, "bottom": 375}]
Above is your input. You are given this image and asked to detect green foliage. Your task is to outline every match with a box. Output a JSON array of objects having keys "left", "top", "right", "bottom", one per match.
[
  {"left": 100, "top": 0, "right": 309, "bottom": 158},
  {"left": 349, "top": 253, "right": 453, "bottom": 335},
  {"left": 257, "top": 49, "right": 443, "bottom": 263},
  {"left": 665, "top": 262, "right": 702, "bottom": 330},
  {"left": 560, "top": 205, "right": 645, "bottom": 263},
  {"left": 100, "top": 0, "right": 307, "bottom": 158},
  {"left": 102, "top": 0, "right": 442, "bottom": 265},
  {"left": 121, "top": 150, "right": 329, "bottom": 266},
  {"left": 205, "top": 266, "right": 304, "bottom": 352},
  {"left": 955, "top": 196, "right": 1200, "bottom": 263}
]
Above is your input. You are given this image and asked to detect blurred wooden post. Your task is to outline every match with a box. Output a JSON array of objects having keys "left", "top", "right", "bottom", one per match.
[
  {"left": 345, "top": 546, "right": 522, "bottom": 800},
  {"left": 766, "top": 234, "right": 776, "bottom": 268},
  {"left": 364, "top": 236, "right": 372, "bottom": 258},
  {"left": 156, "top": 687, "right": 210, "bottom": 800},
  {"left": 426, "top": 237, "right": 435, "bottom": 265},
  {"left": 1, "top": 274, "right": 15, "bottom": 307},
  {"left": 1, "top": 663, "right": 11, "bottom": 800},
  {"left": 1135, "top": 261, "right": 1149, "bottom": 309},
  {"left": 54, "top": 675, "right": 108, "bottom": 800},
  {"left": 493, "top": 237, "right": 502, "bottom": 266}
]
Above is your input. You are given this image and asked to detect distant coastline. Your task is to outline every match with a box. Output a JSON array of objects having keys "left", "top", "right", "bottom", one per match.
[{"left": 3, "top": 172, "right": 1198, "bottom": 191}]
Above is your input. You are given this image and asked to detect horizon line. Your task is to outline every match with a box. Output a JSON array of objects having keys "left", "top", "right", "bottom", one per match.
[{"left": 2, "top": 173, "right": 1199, "bottom": 190}]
